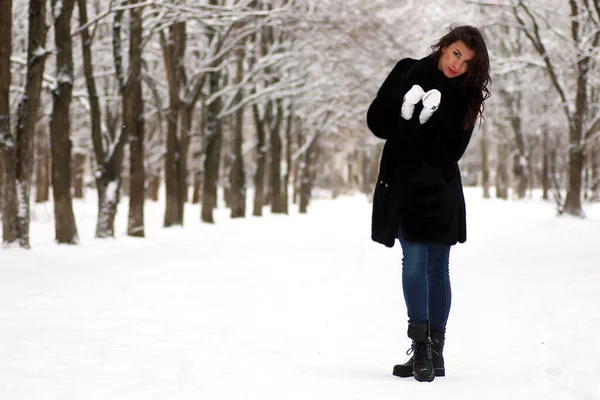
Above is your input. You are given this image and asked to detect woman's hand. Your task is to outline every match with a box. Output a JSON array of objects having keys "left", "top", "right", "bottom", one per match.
[
  {"left": 419, "top": 89, "right": 441, "bottom": 124},
  {"left": 401, "top": 84, "right": 425, "bottom": 120}
]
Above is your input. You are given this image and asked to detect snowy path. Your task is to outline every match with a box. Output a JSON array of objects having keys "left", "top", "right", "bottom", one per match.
[{"left": 1, "top": 189, "right": 599, "bottom": 400}]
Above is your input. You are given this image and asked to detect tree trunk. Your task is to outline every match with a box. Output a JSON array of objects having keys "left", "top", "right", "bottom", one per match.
[
  {"left": 269, "top": 99, "right": 285, "bottom": 213},
  {"left": 512, "top": 152, "right": 528, "bottom": 199},
  {"left": 161, "top": 24, "right": 185, "bottom": 227},
  {"left": 541, "top": 123, "right": 549, "bottom": 200},
  {"left": 146, "top": 175, "right": 160, "bottom": 201},
  {"left": 121, "top": 175, "right": 130, "bottom": 197},
  {"left": 35, "top": 129, "right": 50, "bottom": 203},
  {"left": 590, "top": 144, "right": 599, "bottom": 201},
  {"left": 96, "top": 177, "right": 122, "bottom": 237},
  {"left": 178, "top": 103, "right": 192, "bottom": 217},
  {"left": 11, "top": 0, "right": 48, "bottom": 247},
  {"left": 201, "top": 69, "right": 222, "bottom": 223},
  {"left": 495, "top": 141, "right": 509, "bottom": 200},
  {"left": 283, "top": 109, "right": 292, "bottom": 213},
  {"left": 292, "top": 135, "right": 299, "bottom": 204},
  {"left": 0, "top": 0, "right": 18, "bottom": 244},
  {"left": 500, "top": 90, "right": 528, "bottom": 199},
  {"left": 192, "top": 171, "right": 202, "bottom": 204},
  {"left": 82, "top": 6, "right": 128, "bottom": 238},
  {"left": 229, "top": 50, "right": 246, "bottom": 219},
  {"left": 252, "top": 102, "right": 266, "bottom": 216},
  {"left": 481, "top": 123, "right": 490, "bottom": 199},
  {"left": 563, "top": 0, "right": 588, "bottom": 216},
  {"left": 127, "top": 0, "right": 145, "bottom": 237},
  {"left": 73, "top": 153, "right": 85, "bottom": 199},
  {"left": 549, "top": 142, "right": 564, "bottom": 208},
  {"left": 299, "top": 135, "right": 317, "bottom": 214},
  {"left": 50, "top": 0, "right": 78, "bottom": 244},
  {"left": 564, "top": 129, "right": 585, "bottom": 215},
  {"left": 199, "top": 0, "right": 222, "bottom": 222}
]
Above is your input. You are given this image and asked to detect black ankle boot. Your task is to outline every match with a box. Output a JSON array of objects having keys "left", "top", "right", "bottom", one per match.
[
  {"left": 408, "top": 323, "right": 435, "bottom": 382},
  {"left": 393, "top": 330, "right": 446, "bottom": 378},
  {"left": 431, "top": 331, "right": 445, "bottom": 377}
]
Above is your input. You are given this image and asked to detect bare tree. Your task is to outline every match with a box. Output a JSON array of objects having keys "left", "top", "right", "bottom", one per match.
[
  {"left": 78, "top": 0, "right": 124, "bottom": 238},
  {"left": 477, "top": 0, "right": 600, "bottom": 214},
  {"left": 127, "top": 0, "right": 146, "bottom": 237},
  {"left": 229, "top": 45, "right": 246, "bottom": 218},
  {"left": 161, "top": 22, "right": 187, "bottom": 226},
  {"left": 201, "top": 0, "right": 224, "bottom": 224},
  {"left": 268, "top": 98, "right": 285, "bottom": 213},
  {"left": 50, "top": 0, "right": 79, "bottom": 244},
  {"left": 0, "top": 0, "right": 18, "bottom": 245},
  {"left": 11, "top": 0, "right": 49, "bottom": 247}
]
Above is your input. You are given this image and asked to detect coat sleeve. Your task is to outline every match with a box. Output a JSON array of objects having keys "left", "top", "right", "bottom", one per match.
[{"left": 366, "top": 58, "right": 421, "bottom": 140}]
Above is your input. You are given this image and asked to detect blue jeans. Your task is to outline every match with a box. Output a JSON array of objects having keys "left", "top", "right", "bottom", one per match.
[{"left": 398, "top": 232, "right": 452, "bottom": 334}]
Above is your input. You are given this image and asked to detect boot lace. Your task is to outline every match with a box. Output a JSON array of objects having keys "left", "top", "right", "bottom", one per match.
[{"left": 413, "top": 340, "right": 432, "bottom": 359}]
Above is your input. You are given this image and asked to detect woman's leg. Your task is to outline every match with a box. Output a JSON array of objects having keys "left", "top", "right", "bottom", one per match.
[
  {"left": 398, "top": 235, "right": 429, "bottom": 325},
  {"left": 426, "top": 244, "right": 451, "bottom": 334}
]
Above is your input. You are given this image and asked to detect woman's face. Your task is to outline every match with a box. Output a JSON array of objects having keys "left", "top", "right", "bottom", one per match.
[{"left": 438, "top": 40, "right": 475, "bottom": 78}]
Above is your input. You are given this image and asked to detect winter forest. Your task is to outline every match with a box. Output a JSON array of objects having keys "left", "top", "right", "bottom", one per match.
[
  {"left": 1, "top": 0, "right": 600, "bottom": 398},
  {"left": 0, "top": 0, "right": 598, "bottom": 247}
]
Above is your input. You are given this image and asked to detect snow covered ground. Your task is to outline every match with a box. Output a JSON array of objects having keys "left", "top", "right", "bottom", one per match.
[{"left": 1, "top": 188, "right": 599, "bottom": 400}]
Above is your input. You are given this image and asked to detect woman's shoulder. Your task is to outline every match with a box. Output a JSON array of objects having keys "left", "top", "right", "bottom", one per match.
[
  {"left": 386, "top": 58, "right": 419, "bottom": 80},
  {"left": 395, "top": 57, "right": 419, "bottom": 68}
]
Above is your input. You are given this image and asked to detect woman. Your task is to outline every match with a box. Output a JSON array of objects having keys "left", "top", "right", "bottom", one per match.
[{"left": 366, "top": 25, "right": 491, "bottom": 382}]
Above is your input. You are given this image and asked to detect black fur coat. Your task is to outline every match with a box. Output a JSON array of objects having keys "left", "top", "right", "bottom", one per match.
[{"left": 366, "top": 54, "right": 475, "bottom": 247}]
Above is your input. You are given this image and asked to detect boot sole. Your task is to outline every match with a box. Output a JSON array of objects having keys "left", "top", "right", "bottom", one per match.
[
  {"left": 392, "top": 367, "right": 445, "bottom": 378},
  {"left": 414, "top": 371, "right": 435, "bottom": 382}
]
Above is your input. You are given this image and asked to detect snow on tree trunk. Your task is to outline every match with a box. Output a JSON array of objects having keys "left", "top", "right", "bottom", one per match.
[
  {"left": 79, "top": 0, "right": 126, "bottom": 239},
  {"left": 49, "top": 0, "right": 78, "bottom": 244},
  {"left": 0, "top": 0, "right": 18, "bottom": 245},
  {"left": 12, "top": 0, "right": 48, "bottom": 248},
  {"left": 95, "top": 178, "right": 121, "bottom": 238},
  {"left": 0, "top": 151, "right": 18, "bottom": 247}
]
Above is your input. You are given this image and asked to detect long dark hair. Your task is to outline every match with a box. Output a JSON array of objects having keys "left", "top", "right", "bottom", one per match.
[{"left": 431, "top": 24, "right": 491, "bottom": 129}]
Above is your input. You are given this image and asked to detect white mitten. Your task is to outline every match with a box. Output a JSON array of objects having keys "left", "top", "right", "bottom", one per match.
[
  {"left": 419, "top": 89, "right": 441, "bottom": 124},
  {"left": 401, "top": 84, "right": 425, "bottom": 120}
]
